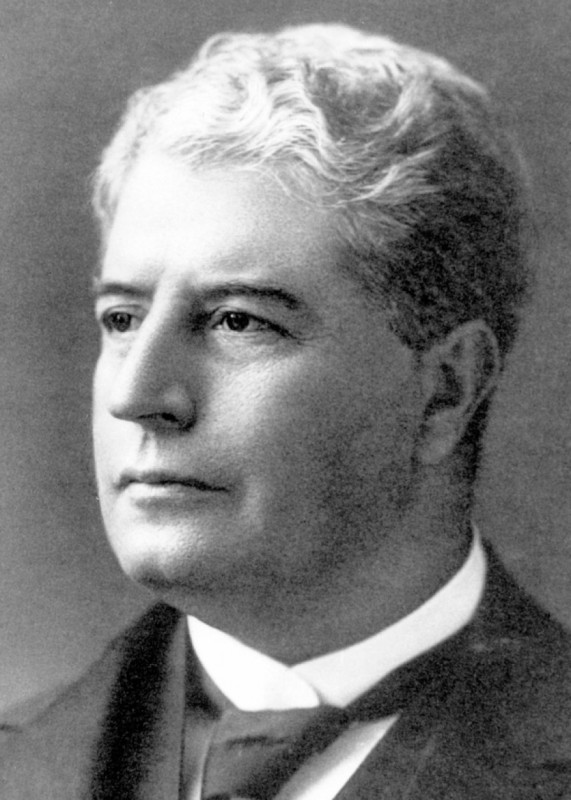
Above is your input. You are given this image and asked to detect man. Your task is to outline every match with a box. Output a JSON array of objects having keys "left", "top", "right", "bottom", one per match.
[{"left": 2, "top": 22, "right": 571, "bottom": 800}]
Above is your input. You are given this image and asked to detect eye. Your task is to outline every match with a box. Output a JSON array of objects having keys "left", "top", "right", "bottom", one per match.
[
  {"left": 100, "top": 309, "right": 140, "bottom": 335},
  {"left": 215, "top": 311, "right": 272, "bottom": 333}
]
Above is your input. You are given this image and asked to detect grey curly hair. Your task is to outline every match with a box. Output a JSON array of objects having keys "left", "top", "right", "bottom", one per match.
[{"left": 93, "top": 23, "right": 531, "bottom": 359}]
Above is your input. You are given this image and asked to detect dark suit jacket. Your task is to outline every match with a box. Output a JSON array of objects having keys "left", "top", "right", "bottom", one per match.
[{"left": 2, "top": 548, "right": 571, "bottom": 799}]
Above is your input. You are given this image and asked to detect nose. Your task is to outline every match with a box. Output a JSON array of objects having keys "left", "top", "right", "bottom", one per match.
[{"left": 107, "top": 316, "right": 197, "bottom": 431}]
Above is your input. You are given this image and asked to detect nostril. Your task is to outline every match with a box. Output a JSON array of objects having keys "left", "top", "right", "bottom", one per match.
[
  {"left": 137, "top": 408, "right": 196, "bottom": 431},
  {"left": 158, "top": 410, "right": 191, "bottom": 427}
]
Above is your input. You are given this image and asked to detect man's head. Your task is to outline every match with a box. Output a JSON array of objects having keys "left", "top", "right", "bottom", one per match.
[
  {"left": 94, "top": 24, "right": 530, "bottom": 359},
  {"left": 92, "top": 25, "right": 531, "bottom": 659}
]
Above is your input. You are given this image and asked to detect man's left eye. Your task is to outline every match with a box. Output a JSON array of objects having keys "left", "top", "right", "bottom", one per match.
[{"left": 215, "top": 311, "right": 271, "bottom": 333}]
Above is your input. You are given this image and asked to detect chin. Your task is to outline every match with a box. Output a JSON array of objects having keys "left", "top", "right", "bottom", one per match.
[
  {"left": 123, "top": 557, "right": 181, "bottom": 593},
  {"left": 109, "top": 530, "right": 225, "bottom": 600}
]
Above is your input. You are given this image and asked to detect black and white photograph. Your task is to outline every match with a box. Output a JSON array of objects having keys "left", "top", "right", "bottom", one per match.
[{"left": 1, "top": 1, "right": 570, "bottom": 797}]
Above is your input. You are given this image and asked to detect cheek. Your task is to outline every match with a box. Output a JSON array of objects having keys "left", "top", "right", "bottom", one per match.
[
  {"left": 284, "top": 369, "right": 421, "bottom": 521},
  {"left": 214, "top": 365, "right": 343, "bottom": 458},
  {"left": 91, "top": 390, "right": 127, "bottom": 509},
  {"left": 92, "top": 400, "right": 114, "bottom": 479},
  {"left": 92, "top": 361, "right": 110, "bottom": 453},
  {"left": 216, "top": 363, "right": 417, "bottom": 495}
]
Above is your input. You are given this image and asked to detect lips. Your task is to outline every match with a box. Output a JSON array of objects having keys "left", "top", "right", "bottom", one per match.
[{"left": 118, "top": 470, "right": 227, "bottom": 493}]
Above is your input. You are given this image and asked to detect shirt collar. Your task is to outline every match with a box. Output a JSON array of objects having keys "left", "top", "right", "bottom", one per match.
[{"left": 188, "top": 530, "right": 486, "bottom": 711}]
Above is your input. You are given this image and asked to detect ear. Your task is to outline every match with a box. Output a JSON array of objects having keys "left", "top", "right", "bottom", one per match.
[{"left": 416, "top": 320, "right": 500, "bottom": 466}]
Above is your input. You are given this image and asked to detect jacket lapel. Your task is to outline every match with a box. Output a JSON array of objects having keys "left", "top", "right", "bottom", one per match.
[
  {"left": 88, "top": 604, "right": 188, "bottom": 800},
  {"left": 0, "top": 604, "right": 188, "bottom": 800}
]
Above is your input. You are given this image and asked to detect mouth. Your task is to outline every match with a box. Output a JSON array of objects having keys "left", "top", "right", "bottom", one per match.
[{"left": 118, "top": 470, "right": 227, "bottom": 493}]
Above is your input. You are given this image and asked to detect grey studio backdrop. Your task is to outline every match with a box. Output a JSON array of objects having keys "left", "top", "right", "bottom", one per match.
[{"left": 0, "top": 0, "right": 570, "bottom": 711}]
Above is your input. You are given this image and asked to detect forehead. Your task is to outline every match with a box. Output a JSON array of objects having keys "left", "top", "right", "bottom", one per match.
[{"left": 102, "top": 153, "right": 345, "bottom": 288}]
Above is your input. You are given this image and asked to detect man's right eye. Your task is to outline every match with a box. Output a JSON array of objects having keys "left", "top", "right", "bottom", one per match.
[{"left": 100, "top": 310, "right": 139, "bottom": 334}]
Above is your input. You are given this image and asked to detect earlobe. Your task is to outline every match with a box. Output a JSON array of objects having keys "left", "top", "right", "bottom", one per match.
[{"left": 417, "top": 321, "right": 500, "bottom": 466}]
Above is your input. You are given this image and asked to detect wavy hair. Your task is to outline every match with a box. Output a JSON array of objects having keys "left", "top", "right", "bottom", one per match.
[{"left": 93, "top": 24, "right": 531, "bottom": 358}]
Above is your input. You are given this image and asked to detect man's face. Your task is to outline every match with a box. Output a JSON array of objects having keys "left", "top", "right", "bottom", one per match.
[{"left": 93, "top": 153, "right": 423, "bottom": 622}]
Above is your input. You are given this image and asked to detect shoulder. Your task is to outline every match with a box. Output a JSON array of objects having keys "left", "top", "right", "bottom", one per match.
[
  {"left": 0, "top": 602, "right": 181, "bottom": 753},
  {"left": 0, "top": 683, "right": 68, "bottom": 742},
  {"left": 424, "top": 545, "right": 571, "bottom": 796},
  {"left": 373, "top": 546, "right": 571, "bottom": 800},
  {"left": 472, "top": 547, "right": 571, "bottom": 760}
]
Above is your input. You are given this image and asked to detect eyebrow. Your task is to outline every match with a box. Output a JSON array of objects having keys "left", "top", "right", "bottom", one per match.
[
  {"left": 92, "top": 279, "right": 150, "bottom": 300},
  {"left": 92, "top": 278, "right": 305, "bottom": 312},
  {"left": 201, "top": 281, "right": 304, "bottom": 311}
]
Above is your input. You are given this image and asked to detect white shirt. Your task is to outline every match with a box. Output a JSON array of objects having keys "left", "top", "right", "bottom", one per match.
[{"left": 188, "top": 533, "right": 486, "bottom": 799}]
